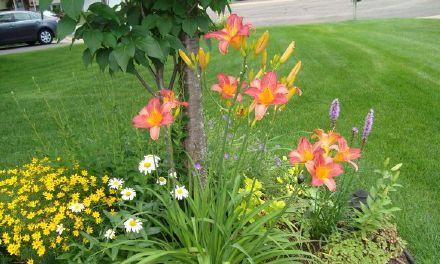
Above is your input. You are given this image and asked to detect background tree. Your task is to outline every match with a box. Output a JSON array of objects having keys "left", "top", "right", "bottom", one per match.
[{"left": 40, "top": 0, "right": 229, "bottom": 181}]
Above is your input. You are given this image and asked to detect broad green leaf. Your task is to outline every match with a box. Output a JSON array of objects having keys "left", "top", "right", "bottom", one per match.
[
  {"left": 61, "top": 0, "right": 84, "bottom": 19},
  {"left": 108, "top": 52, "right": 120, "bottom": 73},
  {"left": 88, "top": 2, "right": 119, "bottom": 23},
  {"left": 152, "top": 0, "right": 173, "bottom": 10},
  {"left": 134, "top": 50, "right": 150, "bottom": 67},
  {"left": 102, "top": 32, "right": 117, "bottom": 48},
  {"left": 157, "top": 16, "right": 173, "bottom": 35},
  {"left": 135, "top": 36, "right": 164, "bottom": 61},
  {"left": 141, "top": 15, "right": 158, "bottom": 30},
  {"left": 165, "top": 34, "right": 184, "bottom": 51},
  {"left": 96, "top": 49, "right": 111, "bottom": 71},
  {"left": 57, "top": 16, "right": 77, "bottom": 40},
  {"left": 182, "top": 18, "right": 198, "bottom": 36},
  {"left": 112, "top": 43, "right": 135, "bottom": 71},
  {"left": 83, "top": 29, "right": 103, "bottom": 54},
  {"left": 82, "top": 49, "right": 92, "bottom": 68}
]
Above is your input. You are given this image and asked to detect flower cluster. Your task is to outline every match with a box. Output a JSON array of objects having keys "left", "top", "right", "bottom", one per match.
[
  {"left": 132, "top": 90, "right": 188, "bottom": 141},
  {"left": 289, "top": 130, "right": 361, "bottom": 191},
  {"left": 200, "top": 13, "right": 302, "bottom": 122},
  {"left": 237, "top": 177, "right": 286, "bottom": 223},
  {"left": 0, "top": 158, "right": 117, "bottom": 261}
]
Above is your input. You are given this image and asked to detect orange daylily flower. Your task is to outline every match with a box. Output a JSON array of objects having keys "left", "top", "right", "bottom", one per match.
[
  {"left": 289, "top": 137, "right": 320, "bottom": 164},
  {"left": 132, "top": 98, "right": 174, "bottom": 141},
  {"left": 244, "top": 71, "right": 288, "bottom": 120},
  {"left": 305, "top": 153, "right": 344, "bottom": 192},
  {"left": 160, "top": 89, "right": 188, "bottom": 109},
  {"left": 314, "top": 129, "right": 341, "bottom": 152},
  {"left": 211, "top": 73, "right": 242, "bottom": 101},
  {"left": 333, "top": 137, "right": 361, "bottom": 170},
  {"left": 205, "top": 13, "right": 253, "bottom": 54}
]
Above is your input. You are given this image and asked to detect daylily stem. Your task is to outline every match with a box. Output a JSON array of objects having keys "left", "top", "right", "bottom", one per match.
[{"left": 133, "top": 68, "right": 156, "bottom": 96}]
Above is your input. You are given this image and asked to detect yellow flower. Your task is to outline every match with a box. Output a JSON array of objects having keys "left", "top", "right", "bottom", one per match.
[
  {"left": 254, "top": 31, "right": 269, "bottom": 55},
  {"left": 279, "top": 41, "right": 295, "bottom": 64}
]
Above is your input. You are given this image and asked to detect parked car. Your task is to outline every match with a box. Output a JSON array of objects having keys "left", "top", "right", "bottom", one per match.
[{"left": 0, "top": 11, "right": 58, "bottom": 46}]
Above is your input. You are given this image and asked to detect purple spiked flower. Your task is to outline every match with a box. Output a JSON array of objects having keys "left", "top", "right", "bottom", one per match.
[
  {"left": 350, "top": 127, "right": 359, "bottom": 145},
  {"left": 329, "top": 99, "right": 340, "bottom": 122},
  {"left": 362, "top": 109, "right": 374, "bottom": 141},
  {"left": 194, "top": 163, "right": 202, "bottom": 171}
]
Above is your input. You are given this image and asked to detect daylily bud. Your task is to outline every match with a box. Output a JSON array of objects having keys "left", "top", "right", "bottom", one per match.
[
  {"left": 178, "top": 49, "right": 194, "bottom": 69},
  {"left": 255, "top": 68, "right": 264, "bottom": 79},
  {"left": 287, "top": 60, "right": 302, "bottom": 86},
  {"left": 197, "top": 48, "right": 210, "bottom": 71},
  {"left": 190, "top": 52, "right": 196, "bottom": 62},
  {"left": 279, "top": 41, "right": 295, "bottom": 64},
  {"left": 254, "top": 31, "right": 269, "bottom": 54},
  {"left": 261, "top": 49, "right": 267, "bottom": 67},
  {"left": 248, "top": 69, "right": 255, "bottom": 82}
]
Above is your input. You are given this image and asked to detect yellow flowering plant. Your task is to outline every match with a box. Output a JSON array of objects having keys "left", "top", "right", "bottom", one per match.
[{"left": 0, "top": 158, "right": 117, "bottom": 262}]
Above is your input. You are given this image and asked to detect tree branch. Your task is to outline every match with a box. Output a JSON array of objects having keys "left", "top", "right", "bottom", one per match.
[
  {"left": 168, "top": 54, "right": 179, "bottom": 90},
  {"left": 133, "top": 68, "right": 156, "bottom": 96}
]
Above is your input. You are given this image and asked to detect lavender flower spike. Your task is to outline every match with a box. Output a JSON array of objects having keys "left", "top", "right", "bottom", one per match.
[
  {"left": 329, "top": 99, "right": 340, "bottom": 122},
  {"left": 362, "top": 109, "right": 374, "bottom": 141}
]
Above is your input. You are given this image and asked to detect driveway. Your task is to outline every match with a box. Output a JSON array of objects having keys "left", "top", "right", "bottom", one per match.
[
  {"left": 229, "top": 0, "right": 440, "bottom": 26},
  {"left": 1, "top": 0, "right": 439, "bottom": 55}
]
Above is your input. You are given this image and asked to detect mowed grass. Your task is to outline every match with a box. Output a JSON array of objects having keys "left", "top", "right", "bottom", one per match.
[{"left": 1, "top": 19, "right": 439, "bottom": 262}]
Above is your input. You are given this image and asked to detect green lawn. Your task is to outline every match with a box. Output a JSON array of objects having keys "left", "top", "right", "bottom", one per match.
[{"left": 1, "top": 19, "right": 439, "bottom": 262}]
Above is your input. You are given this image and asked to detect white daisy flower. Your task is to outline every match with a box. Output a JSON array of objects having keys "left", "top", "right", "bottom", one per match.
[
  {"left": 121, "top": 188, "right": 136, "bottom": 201},
  {"left": 138, "top": 155, "right": 160, "bottom": 174},
  {"left": 156, "top": 177, "right": 167, "bottom": 186},
  {"left": 69, "top": 202, "right": 85, "bottom": 213},
  {"left": 56, "top": 224, "right": 65, "bottom": 235},
  {"left": 108, "top": 178, "right": 124, "bottom": 190},
  {"left": 171, "top": 185, "right": 189, "bottom": 200},
  {"left": 124, "top": 218, "right": 143, "bottom": 233},
  {"left": 104, "top": 229, "right": 116, "bottom": 240},
  {"left": 168, "top": 171, "right": 177, "bottom": 178}
]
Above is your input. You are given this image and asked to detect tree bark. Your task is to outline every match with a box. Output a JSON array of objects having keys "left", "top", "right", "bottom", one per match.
[{"left": 182, "top": 35, "right": 208, "bottom": 188}]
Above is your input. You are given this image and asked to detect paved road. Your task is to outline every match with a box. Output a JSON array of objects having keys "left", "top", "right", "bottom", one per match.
[
  {"left": 1, "top": 0, "right": 439, "bottom": 55},
  {"left": 229, "top": 0, "right": 440, "bottom": 26},
  {"left": 0, "top": 38, "right": 77, "bottom": 56}
]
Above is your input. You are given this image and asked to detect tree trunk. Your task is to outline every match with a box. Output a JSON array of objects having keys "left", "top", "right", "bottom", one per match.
[{"left": 182, "top": 35, "right": 208, "bottom": 188}]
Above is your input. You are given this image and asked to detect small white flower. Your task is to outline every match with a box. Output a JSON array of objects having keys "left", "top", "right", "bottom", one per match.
[
  {"left": 171, "top": 185, "right": 189, "bottom": 200},
  {"left": 69, "top": 202, "right": 85, "bottom": 213},
  {"left": 138, "top": 155, "right": 160, "bottom": 174},
  {"left": 124, "top": 218, "right": 143, "bottom": 233},
  {"left": 108, "top": 178, "right": 124, "bottom": 190},
  {"left": 168, "top": 171, "right": 177, "bottom": 178},
  {"left": 56, "top": 224, "right": 65, "bottom": 235},
  {"left": 156, "top": 177, "right": 167, "bottom": 186},
  {"left": 104, "top": 229, "right": 116, "bottom": 240},
  {"left": 121, "top": 188, "right": 136, "bottom": 201}
]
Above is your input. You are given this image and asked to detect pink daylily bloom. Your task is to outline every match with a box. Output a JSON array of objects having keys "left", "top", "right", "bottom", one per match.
[
  {"left": 289, "top": 137, "right": 320, "bottom": 164},
  {"left": 244, "top": 71, "right": 288, "bottom": 120},
  {"left": 305, "top": 153, "right": 344, "bottom": 192},
  {"left": 132, "top": 98, "right": 174, "bottom": 140},
  {"left": 160, "top": 89, "right": 188, "bottom": 108},
  {"left": 333, "top": 137, "right": 361, "bottom": 170},
  {"left": 205, "top": 13, "right": 253, "bottom": 54},
  {"left": 211, "top": 73, "right": 242, "bottom": 101}
]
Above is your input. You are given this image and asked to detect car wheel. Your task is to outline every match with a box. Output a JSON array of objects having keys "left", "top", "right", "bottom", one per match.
[{"left": 38, "top": 29, "right": 53, "bottom": 45}]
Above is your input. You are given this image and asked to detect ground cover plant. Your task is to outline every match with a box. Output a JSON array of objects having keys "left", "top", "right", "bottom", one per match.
[{"left": 0, "top": 17, "right": 439, "bottom": 263}]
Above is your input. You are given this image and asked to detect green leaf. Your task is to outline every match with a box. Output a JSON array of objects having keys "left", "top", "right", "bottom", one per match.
[
  {"left": 96, "top": 49, "right": 111, "bottom": 71},
  {"left": 134, "top": 50, "right": 150, "bottom": 67},
  {"left": 61, "top": 0, "right": 84, "bottom": 19},
  {"left": 83, "top": 29, "right": 103, "bottom": 54},
  {"left": 88, "top": 2, "right": 120, "bottom": 23},
  {"left": 165, "top": 34, "right": 184, "bottom": 51},
  {"left": 112, "top": 43, "right": 135, "bottom": 71},
  {"left": 197, "top": 15, "right": 210, "bottom": 33},
  {"left": 182, "top": 18, "right": 198, "bottom": 36},
  {"left": 82, "top": 49, "right": 92, "bottom": 68},
  {"left": 152, "top": 0, "right": 173, "bottom": 10},
  {"left": 135, "top": 36, "right": 164, "bottom": 61},
  {"left": 156, "top": 16, "right": 173, "bottom": 35},
  {"left": 57, "top": 16, "right": 77, "bottom": 40},
  {"left": 102, "top": 32, "right": 117, "bottom": 48},
  {"left": 141, "top": 15, "right": 158, "bottom": 30}
]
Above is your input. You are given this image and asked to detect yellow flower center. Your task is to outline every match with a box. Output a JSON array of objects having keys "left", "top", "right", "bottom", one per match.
[
  {"left": 129, "top": 220, "right": 137, "bottom": 227},
  {"left": 258, "top": 87, "right": 274, "bottom": 105},
  {"left": 316, "top": 166, "right": 330, "bottom": 180},
  {"left": 223, "top": 84, "right": 236, "bottom": 97},
  {"left": 143, "top": 162, "right": 151, "bottom": 168},
  {"left": 176, "top": 189, "right": 184, "bottom": 195},
  {"left": 147, "top": 110, "right": 163, "bottom": 126},
  {"left": 303, "top": 150, "right": 314, "bottom": 162},
  {"left": 125, "top": 191, "right": 131, "bottom": 196}
]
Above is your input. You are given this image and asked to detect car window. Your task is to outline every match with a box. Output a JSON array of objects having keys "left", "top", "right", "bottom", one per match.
[
  {"left": 0, "top": 14, "right": 14, "bottom": 23},
  {"left": 14, "top": 13, "right": 31, "bottom": 21},
  {"left": 30, "top": 13, "right": 41, "bottom": 20}
]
